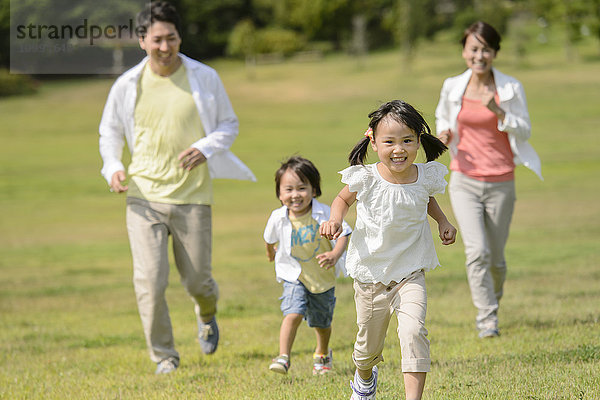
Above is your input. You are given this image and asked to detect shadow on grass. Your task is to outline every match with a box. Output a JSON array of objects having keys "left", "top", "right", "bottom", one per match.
[
  {"left": 433, "top": 343, "right": 600, "bottom": 368},
  {"left": 504, "top": 314, "right": 599, "bottom": 330}
]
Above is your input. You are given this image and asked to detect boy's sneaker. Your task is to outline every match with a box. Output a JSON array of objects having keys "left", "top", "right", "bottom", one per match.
[
  {"left": 155, "top": 357, "right": 178, "bottom": 375},
  {"left": 313, "top": 349, "right": 333, "bottom": 375},
  {"left": 269, "top": 354, "right": 290, "bottom": 374},
  {"left": 198, "top": 317, "right": 219, "bottom": 355},
  {"left": 350, "top": 365, "right": 378, "bottom": 400}
]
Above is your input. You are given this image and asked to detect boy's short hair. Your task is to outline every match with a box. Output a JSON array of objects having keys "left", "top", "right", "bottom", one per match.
[
  {"left": 135, "top": 1, "right": 182, "bottom": 38},
  {"left": 275, "top": 156, "right": 322, "bottom": 199}
]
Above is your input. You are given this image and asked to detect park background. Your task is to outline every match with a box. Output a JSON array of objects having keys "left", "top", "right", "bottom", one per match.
[{"left": 1, "top": 1, "right": 599, "bottom": 399}]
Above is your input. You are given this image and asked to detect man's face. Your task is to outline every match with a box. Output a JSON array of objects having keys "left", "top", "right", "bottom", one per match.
[{"left": 139, "top": 21, "right": 181, "bottom": 76}]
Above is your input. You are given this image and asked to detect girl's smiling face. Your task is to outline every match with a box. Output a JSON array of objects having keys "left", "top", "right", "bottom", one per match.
[
  {"left": 371, "top": 117, "right": 420, "bottom": 183},
  {"left": 278, "top": 169, "right": 315, "bottom": 218}
]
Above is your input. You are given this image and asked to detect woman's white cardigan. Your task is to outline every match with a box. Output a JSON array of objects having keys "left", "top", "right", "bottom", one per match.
[{"left": 435, "top": 67, "right": 542, "bottom": 180}]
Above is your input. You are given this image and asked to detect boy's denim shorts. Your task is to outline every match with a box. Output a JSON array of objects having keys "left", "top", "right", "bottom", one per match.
[{"left": 280, "top": 280, "right": 336, "bottom": 328}]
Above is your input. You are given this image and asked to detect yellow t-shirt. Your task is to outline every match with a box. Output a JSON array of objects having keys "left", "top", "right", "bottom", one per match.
[
  {"left": 290, "top": 211, "right": 336, "bottom": 293},
  {"left": 128, "top": 63, "right": 212, "bottom": 204}
]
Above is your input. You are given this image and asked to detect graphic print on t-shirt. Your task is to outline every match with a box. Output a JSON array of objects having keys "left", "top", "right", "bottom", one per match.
[
  {"left": 289, "top": 212, "right": 335, "bottom": 293},
  {"left": 291, "top": 217, "right": 321, "bottom": 262}
]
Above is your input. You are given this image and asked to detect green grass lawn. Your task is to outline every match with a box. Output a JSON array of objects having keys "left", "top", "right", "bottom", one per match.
[{"left": 1, "top": 27, "right": 599, "bottom": 399}]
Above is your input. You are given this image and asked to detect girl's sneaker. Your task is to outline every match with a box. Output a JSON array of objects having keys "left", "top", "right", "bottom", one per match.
[
  {"left": 350, "top": 365, "right": 378, "bottom": 400},
  {"left": 269, "top": 354, "right": 290, "bottom": 374},
  {"left": 312, "top": 349, "right": 333, "bottom": 375}
]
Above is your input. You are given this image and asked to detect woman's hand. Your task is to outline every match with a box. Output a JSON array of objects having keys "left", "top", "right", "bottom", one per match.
[
  {"left": 438, "top": 129, "right": 452, "bottom": 145},
  {"left": 482, "top": 85, "right": 506, "bottom": 122}
]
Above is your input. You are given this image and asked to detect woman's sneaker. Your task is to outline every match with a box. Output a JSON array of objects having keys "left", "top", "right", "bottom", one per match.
[
  {"left": 269, "top": 354, "right": 290, "bottom": 374},
  {"left": 313, "top": 349, "right": 333, "bottom": 375},
  {"left": 350, "top": 365, "right": 378, "bottom": 399}
]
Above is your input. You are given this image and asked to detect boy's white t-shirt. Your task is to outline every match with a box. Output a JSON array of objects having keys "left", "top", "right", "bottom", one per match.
[{"left": 341, "top": 162, "right": 448, "bottom": 285}]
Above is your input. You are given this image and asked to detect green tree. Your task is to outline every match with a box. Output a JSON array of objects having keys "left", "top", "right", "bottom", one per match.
[
  {"left": 527, "top": 0, "right": 599, "bottom": 58},
  {"left": 227, "top": 19, "right": 257, "bottom": 58},
  {"left": 248, "top": 0, "right": 352, "bottom": 48},
  {"left": 381, "top": 0, "right": 434, "bottom": 67},
  {"left": 349, "top": 0, "right": 399, "bottom": 51},
  {"left": 176, "top": 0, "right": 251, "bottom": 59},
  {"left": 451, "top": 0, "right": 512, "bottom": 40},
  {"left": 588, "top": 0, "right": 600, "bottom": 54}
]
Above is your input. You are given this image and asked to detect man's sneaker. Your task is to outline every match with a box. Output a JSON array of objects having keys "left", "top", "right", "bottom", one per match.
[
  {"left": 269, "top": 354, "right": 290, "bottom": 374},
  {"left": 313, "top": 349, "right": 333, "bottom": 375},
  {"left": 198, "top": 317, "right": 219, "bottom": 354},
  {"left": 155, "top": 357, "right": 178, "bottom": 375},
  {"left": 479, "top": 328, "right": 500, "bottom": 338},
  {"left": 350, "top": 365, "right": 378, "bottom": 400}
]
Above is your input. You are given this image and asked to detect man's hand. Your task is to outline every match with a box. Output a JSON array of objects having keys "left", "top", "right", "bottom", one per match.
[
  {"left": 110, "top": 170, "right": 128, "bottom": 193},
  {"left": 178, "top": 148, "right": 207, "bottom": 171}
]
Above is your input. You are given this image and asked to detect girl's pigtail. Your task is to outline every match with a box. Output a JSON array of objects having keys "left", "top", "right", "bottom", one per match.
[
  {"left": 420, "top": 132, "right": 448, "bottom": 162},
  {"left": 348, "top": 136, "right": 371, "bottom": 166}
]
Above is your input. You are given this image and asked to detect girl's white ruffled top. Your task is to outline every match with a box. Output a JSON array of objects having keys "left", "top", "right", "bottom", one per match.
[{"left": 341, "top": 161, "right": 448, "bottom": 285}]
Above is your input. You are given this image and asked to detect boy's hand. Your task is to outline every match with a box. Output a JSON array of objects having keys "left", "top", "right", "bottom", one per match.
[
  {"left": 265, "top": 243, "right": 276, "bottom": 261},
  {"left": 438, "top": 221, "right": 457, "bottom": 245},
  {"left": 319, "top": 220, "right": 342, "bottom": 240},
  {"left": 316, "top": 251, "right": 339, "bottom": 270}
]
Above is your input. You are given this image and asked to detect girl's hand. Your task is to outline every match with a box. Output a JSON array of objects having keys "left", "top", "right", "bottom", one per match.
[
  {"left": 319, "top": 220, "right": 342, "bottom": 240},
  {"left": 438, "top": 221, "right": 457, "bottom": 245},
  {"left": 316, "top": 251, "right": 339, "bottom": 270}
]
